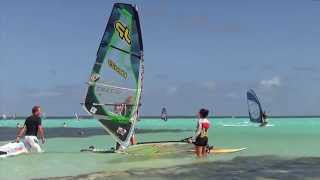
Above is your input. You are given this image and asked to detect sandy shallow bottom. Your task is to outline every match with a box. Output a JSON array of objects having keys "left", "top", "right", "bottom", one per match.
[{"left": 34, "top": 156, "right": 320, "bottom": 180}]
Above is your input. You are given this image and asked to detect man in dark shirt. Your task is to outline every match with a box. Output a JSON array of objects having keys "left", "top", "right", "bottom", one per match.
[{"left": 16, "top": 106, "right": 45, "bottom": 152}]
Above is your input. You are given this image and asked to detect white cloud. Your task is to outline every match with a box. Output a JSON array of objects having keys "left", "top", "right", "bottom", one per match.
[
  {"left": 167, "top": 87, "right": 178, "bottom": 95},
  {"left": 29, "top": 91, "right": 63, "bottom": 98},
  {"left": 260, "top": 76, "right": 281, "bottom": 89},
  {"left": 202, "top": 81, "right": 216, "bottom": 91},
  {"left": 226, "top": 92, "right": 237, "bottom": 99}
]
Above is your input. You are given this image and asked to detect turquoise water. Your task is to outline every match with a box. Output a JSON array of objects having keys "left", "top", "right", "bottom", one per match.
[{"left": 1, "top": 118, "right": 320, "bottom": 179}]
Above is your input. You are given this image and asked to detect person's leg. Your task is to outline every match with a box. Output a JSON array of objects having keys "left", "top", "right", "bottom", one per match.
[
  {"left": 27, "top": 136, "right": 42, "bottom": 153},
  {"left": 130, "top": 135, "right": 137, "bottom": 145},
  {"left": 201, "top": 146, "right": 207, "bottom": 157},
  {"left": 203, "top": 137, "right": 209, "bottom": 155},
  {"left": 116, "top": 142, "right": 121, "bottom": 150},
  {"left": 195, "top": 146, "right": 202, "bottom": 157}
]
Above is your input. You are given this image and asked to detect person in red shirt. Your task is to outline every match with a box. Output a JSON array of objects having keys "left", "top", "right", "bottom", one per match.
[{"left": 189, "top": 108, "right": 211, "bottom": 157}]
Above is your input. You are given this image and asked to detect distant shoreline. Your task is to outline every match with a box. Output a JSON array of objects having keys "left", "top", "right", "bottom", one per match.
[{"left": 1, "top": 115, "right": 320, "bottom": 120}]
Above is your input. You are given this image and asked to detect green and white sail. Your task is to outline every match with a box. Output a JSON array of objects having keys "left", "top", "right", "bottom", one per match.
[{"left": 83, "top": 3, "right": 144, "bottom": 147}]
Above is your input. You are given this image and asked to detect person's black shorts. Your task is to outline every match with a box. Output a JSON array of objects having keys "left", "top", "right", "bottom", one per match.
[{"left": 194, "top": 136, "right": 208, "bottom": 147}]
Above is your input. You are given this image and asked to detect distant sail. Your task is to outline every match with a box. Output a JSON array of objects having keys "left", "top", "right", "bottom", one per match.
[
  {"left": 161, "top": 107, "right": 168, "bottom": 121},
  {"left": 74, "top": 113, "right": 79, "bottom": 120},
  {"left": 246, "top": 89, "right": 263, "bottom": 123},
  {"left": 83, "top": 3, "right": 144, "bottom": 147}
]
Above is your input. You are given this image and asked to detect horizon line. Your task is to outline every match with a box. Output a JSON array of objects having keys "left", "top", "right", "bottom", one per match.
[{"left": 2, "top": 115, "right": 320, "bottom": 119}]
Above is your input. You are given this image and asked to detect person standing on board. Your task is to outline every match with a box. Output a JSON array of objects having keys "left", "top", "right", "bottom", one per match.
[
  {"left": 260, "top": 111, "right": 268, "bottom": 127},
  {"left": 115, "top": 96, "right": 137, "bottom": 150},
  {"left": 189, "top": 109, "right": 211, "bottom": 157},
  {"left": 15, "top": 106, "right": 46, "bottom": 152},
  {"left": 161, "top": 107, "right": 168, "bottom": 121}
]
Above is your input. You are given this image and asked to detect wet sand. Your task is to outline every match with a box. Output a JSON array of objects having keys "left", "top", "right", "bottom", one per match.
[
  {"left": 0, "top": 127, "right": 191, "bottom": 141},
  {"left": 33, "top": 156, "right": 320, "bottom": 180}
]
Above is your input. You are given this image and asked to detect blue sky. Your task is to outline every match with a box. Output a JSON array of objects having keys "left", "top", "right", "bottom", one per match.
[{"left": 1, "top": 0, "right": 320, "bottom": 116}]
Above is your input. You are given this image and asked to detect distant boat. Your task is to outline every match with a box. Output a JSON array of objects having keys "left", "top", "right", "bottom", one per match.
[{"left": 1, "top": 114, "right": 7, "bottom": 120}]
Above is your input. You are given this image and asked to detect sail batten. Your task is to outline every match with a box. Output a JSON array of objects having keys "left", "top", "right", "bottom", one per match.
[
  {"left": 110, "top": 45, "right": 142, "bottom": 58},
  {"left": 87, "top": 82, "right": 138, "bottom": 91},
  {"left": 83, "top": 3, "right": 144, "bottom": 147}
]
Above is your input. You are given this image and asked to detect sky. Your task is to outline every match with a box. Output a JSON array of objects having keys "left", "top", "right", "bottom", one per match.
[{"left": 1, "top": 0, "right": 320, "bottom": 116}]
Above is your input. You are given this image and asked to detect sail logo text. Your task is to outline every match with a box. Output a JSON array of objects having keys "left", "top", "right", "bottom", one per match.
[
  {"left": 108, "top": 59, "right": 128, "bottom": 79},
  {"left": 115, "top": 21, "right": 131, "bottom": 45}
]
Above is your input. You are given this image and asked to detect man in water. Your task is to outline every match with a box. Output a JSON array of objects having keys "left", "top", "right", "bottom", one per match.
[
  {"left": 15, "top": 106, "right": 46, "bottom": 152},
  {"left": 260, "top": 111, "right": 268, "bottom": 127}
]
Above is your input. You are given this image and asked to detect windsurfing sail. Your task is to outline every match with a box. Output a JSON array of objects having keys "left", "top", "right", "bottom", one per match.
[
  {"left": 246, "top": 89, "right": 263, "bottom": 123},
  {"left": 83, "top": 3, "right": 144, "bottom": 147}
]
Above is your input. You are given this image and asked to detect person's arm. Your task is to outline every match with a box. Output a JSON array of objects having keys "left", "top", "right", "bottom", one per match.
[
  {"left": 16, "top": 126, "right": 26, "bottom": 142},
  {"left": 38, "top": 125, "right": 45, "bottom": 144},
  {"left": 192, "top": 120, "right": 202, "bottom": 141}
]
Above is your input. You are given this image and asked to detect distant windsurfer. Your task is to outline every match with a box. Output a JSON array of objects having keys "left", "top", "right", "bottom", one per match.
[
  {"left": 161, "top": 107, "right": 168, "bottom": 121},
  {"left": 75, "top": 113, "right": 80, "bottom": 121},
  {"left": 189, "top": 108, "right": 211, "bottom": 157},
  {"left": 15, "top": 106, "right": 45, "bottom": 153},
  {"left": 260, "top": 111, "right": 268, "bottom": 127}
]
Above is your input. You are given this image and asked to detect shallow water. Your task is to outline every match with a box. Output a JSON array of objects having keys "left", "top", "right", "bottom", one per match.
[
  {"left": 38, "top": 156, "right": 320, "bottom": 180},
  {"left": 1, "top": 118, "right": 320, "bottom": 180}
]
